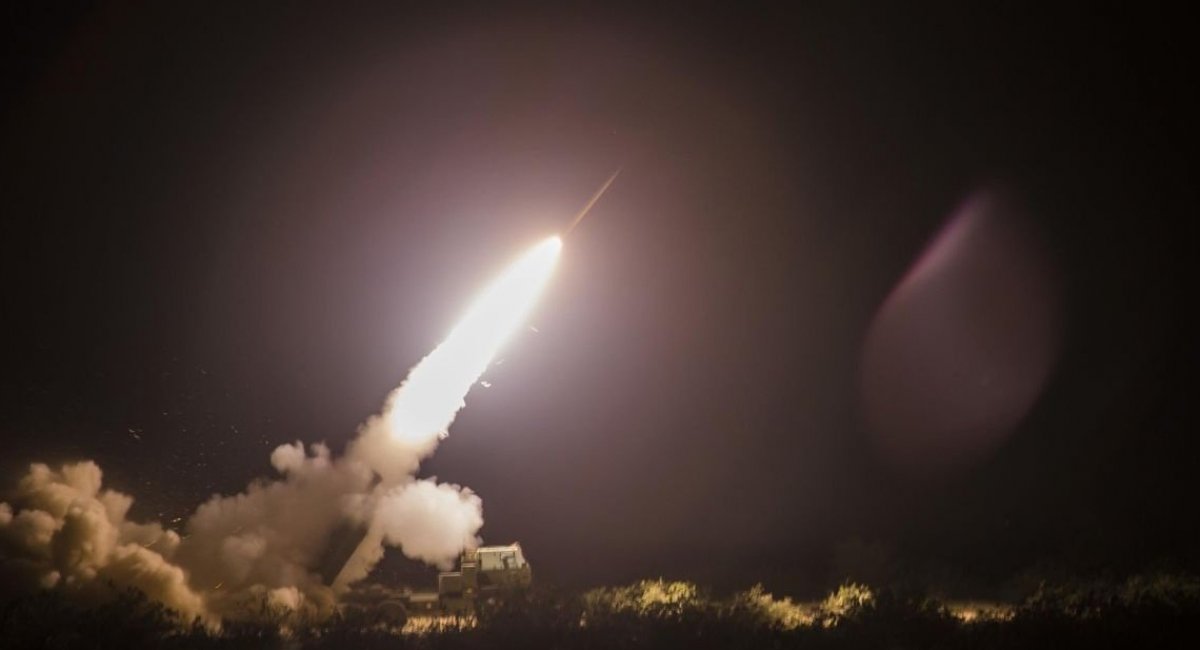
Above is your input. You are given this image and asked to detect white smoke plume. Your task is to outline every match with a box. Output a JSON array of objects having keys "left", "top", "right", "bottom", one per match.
[
  {"left": 0, "top": 237, "right": 561, "bottom": 623},
  {"left": 1, "top": 414, "right": 482, "bottom": 623},
  {"left": 0, "top": 376, "right": 482, "bottom": 624},
  {"left": 0, "top": 461, "right": 207, "bottom": 620}
]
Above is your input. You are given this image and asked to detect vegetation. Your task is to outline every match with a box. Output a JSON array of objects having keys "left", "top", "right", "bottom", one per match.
[{"left": 2, "top": 574, "right": 1197, "bottom": 649}]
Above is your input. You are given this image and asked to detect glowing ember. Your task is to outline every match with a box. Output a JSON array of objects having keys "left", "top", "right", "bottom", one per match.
[{"left": 386, "top": 236, "right": 562, "bottom": 443}]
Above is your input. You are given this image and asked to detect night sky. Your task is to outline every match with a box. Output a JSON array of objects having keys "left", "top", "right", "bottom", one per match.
[{"left": 2, "top": 4, "right": 1194, "bottom": 596}]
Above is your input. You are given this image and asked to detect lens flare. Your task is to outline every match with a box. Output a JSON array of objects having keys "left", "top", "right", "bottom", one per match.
[{"left": 386, "top": 236, "right": 562, "bottom": 443}]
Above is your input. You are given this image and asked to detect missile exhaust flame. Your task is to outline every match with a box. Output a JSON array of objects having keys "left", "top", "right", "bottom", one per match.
[{"left": 385, "top": 236, "right": 562, "bottom": 444}]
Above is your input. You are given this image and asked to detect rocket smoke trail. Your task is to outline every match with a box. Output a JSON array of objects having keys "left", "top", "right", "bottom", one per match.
[
  {"left": 0, "top": 236, "right": 566, "bottom": 624},
  {"left": 332, "top": 236, "right": 562, "bottom": 589}
]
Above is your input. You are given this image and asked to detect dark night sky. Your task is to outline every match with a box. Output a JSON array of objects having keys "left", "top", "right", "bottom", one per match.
[{"left": 2, "top": 3, "right": 1195, "bottom": 595}]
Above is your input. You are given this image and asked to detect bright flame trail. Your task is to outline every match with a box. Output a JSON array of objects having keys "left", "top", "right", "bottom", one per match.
[{"left": 386, "top": 236, "right": 562, "bottom": 444}]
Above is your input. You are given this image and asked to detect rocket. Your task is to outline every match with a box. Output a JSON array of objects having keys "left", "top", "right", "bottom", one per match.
[{"left": 564, "top": 168, "right": 621, "bottom": 235}]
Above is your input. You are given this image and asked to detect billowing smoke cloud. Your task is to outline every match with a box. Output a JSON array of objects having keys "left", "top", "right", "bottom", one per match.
[
  {"left": 1, "top": 237, "right": 561, "bottom": 623},
  {"left": 328, "top": 476, "right": 484, "bottom": 591},
  {"left": 0, "top": 376, "right": 485, "bottom": 623},
  {"left": 376, "top": 480, "right": 484, "bottom": 568},
  {"left": 0, "top": 461, "right": 207, "bottom": 620},
  {"left": 1, "top": 411, "right": 482, "bottom": 623}
]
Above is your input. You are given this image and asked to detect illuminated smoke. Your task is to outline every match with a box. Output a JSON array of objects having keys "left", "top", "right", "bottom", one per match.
[
  {"left": 333, "top": 235, "right": 560, "bottom": 586},
  {"left": 0, "top": 237, "right": 562, "bottom": 623},
  {"left": 0, "top": 462, "right": 207, "bottom": 620}
]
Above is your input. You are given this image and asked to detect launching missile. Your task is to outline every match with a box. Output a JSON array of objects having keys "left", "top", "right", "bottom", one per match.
[{"left": 564, "top": 168, "right": 621, "bottom": 235}]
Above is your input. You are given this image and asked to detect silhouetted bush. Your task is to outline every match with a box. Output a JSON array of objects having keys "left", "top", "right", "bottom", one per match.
[
  {"left": 1, "top": 587, "right": 184, "bottom": 649},
  {"left": 3, "top": 573, "right": 1199, "bottom": 649}
]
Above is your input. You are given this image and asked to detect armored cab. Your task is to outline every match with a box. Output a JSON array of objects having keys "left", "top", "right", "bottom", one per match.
[{"left": 437, "top": 543, "right": 532, "bottom": 612}]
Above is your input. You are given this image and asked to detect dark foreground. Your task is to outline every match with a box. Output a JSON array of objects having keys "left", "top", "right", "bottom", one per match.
[{"left": 3, "top": 575, "right": 1196, "bottom": 649}]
